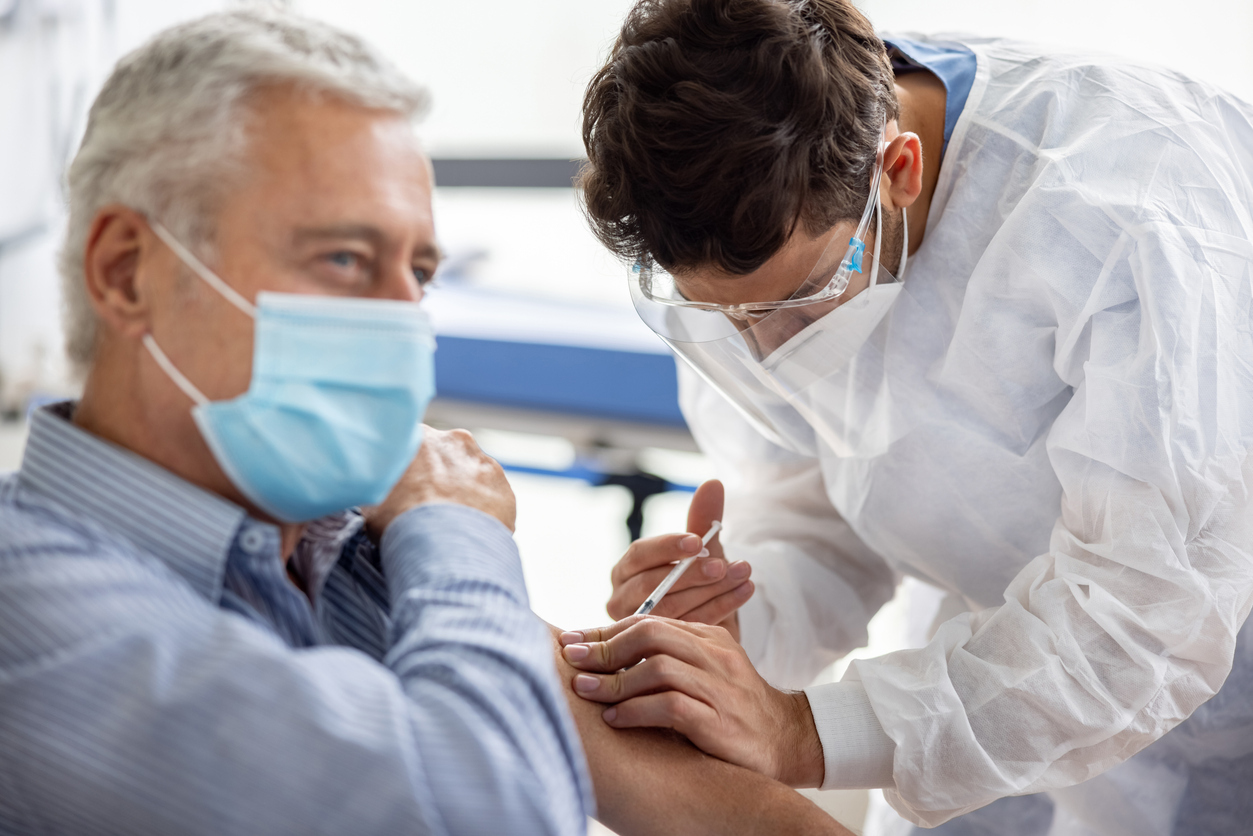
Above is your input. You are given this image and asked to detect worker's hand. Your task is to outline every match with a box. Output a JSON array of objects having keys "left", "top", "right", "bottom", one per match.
[
  {"left": 606, "top": 480, "right": 753, "bottom": 641},
  {"left": 363, "top": 426, "right": 516, "bottom": 537},
  {"left": 559, "top": 615, "right": 825, "bottom": 788}
]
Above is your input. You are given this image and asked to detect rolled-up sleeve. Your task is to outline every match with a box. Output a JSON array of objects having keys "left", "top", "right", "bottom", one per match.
[{"left": 380, "top": 503, "right": 595, "bottom": 834}]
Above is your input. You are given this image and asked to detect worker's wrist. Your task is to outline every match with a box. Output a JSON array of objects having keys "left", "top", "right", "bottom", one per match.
[{"left": 775, "top": 690, "right": 825, "bottom": 788}]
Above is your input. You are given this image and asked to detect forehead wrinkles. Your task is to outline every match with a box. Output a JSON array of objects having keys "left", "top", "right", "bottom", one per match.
[{"left": 225, "top": 91, "right": 431, "bottom": 231}]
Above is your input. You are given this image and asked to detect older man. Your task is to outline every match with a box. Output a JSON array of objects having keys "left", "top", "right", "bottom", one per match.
[
  {"left": 0, "top": 10, "right": 851, "bottom": 836},
  {"left": 0, "top": 10, "right": 594, "bottom": 835}
]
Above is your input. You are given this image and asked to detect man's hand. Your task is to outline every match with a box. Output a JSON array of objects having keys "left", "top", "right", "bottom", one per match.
[
  {"left": 559, "top": 615, "right": 825, "bottom": 789},
  {"left": 607, "top": 480, "right": 753, "bottom": 641},
  {"left": 363, "top": 426, "right": 516, "bottom": 537}
]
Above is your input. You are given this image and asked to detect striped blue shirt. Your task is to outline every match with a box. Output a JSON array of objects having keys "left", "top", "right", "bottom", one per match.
[{"left": 0, "top": 403, "right": 593, "bottom": 835}]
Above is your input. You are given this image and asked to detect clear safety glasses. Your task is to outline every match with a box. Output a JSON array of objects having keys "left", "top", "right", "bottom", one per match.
[{"left": 633, "top": 128, "right": 886, "bottom": 333}]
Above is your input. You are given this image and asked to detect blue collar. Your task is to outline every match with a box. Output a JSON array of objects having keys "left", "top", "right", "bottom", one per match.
[{"left": 883, "top": 36, "right": 977, "bottom": 157}]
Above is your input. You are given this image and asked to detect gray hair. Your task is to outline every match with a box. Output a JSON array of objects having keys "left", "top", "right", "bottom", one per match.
[{"left": 59, "top": 9, "right": 429, "bottom": 371}]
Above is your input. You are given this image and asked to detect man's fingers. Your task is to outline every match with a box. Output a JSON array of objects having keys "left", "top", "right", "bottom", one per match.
[
  {"left": 681, "top": 580, "right": 754, "bottom": 626},
  {"left": 363, "top": 425, "right": 516, "bottom": 535},
  {"left": 600, "top": 690, "right": 720, "bottom": 741}
]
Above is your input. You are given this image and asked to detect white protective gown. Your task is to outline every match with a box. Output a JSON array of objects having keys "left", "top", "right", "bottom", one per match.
[{"left": 681, "top": 36, "right": 1253, "bottom": 832}]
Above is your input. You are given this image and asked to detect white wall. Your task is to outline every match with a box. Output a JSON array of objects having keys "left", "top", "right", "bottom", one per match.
[
  {"left": 293, "top": 0, "right": 1253, "bottom": 156},
  {"left": 292, "top": 0, "right": 639, "bottom": 158}
]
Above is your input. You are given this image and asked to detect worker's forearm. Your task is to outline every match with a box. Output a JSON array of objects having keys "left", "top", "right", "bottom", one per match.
[{"left": 550, "top": 627, "right": 850, "bottom": 836}]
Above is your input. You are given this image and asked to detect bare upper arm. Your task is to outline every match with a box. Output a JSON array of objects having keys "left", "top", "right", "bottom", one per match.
[{"left": 547, "top": 625, "right": 851, "bottom": 836}]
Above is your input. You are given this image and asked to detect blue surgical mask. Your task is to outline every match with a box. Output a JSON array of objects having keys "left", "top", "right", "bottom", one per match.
[{"left": 143, "top": 221, "right": 436, "bottom": 522}]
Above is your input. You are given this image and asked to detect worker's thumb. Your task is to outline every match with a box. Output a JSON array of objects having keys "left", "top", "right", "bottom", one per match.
[{"left": 686, "top": 479, "right": 725, "bottom": 541}]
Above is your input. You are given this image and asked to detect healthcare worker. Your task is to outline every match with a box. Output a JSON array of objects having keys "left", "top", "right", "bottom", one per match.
[{"left": 559, "top": 0, "right": 1253, "bottom": 833}]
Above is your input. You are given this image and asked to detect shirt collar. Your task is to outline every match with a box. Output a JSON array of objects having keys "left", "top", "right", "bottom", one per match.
[
  {"left": 883, "top": 36, "right": 978, "bottom": 158},
  {"left": 290, "top": 510, "right": 367, "bottom": 605},
  {"left": 17, "top": 401, "right": 247, "bottom": 600}
]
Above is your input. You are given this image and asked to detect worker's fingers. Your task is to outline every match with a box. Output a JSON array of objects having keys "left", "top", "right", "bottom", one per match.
[
  {"left": 611, "top": 531, "right": 724, "bottom": 586},
  {"left": 559, "top": 614, "right": 645, "bottom": 647},
  {"left": 613, "top": 556, "right": 725, "bottom": 600},
  {"left": 600, "top": 691, "right": 721, "bottom": 742},
  {"left": 606, "top": 557, "right": 742, "bottom": 621},
  {"left": 561, "top": 616, "right": 721, "bottom": 672},
  {"left": 607, "top": 493, "right": 728, "bottom": 621},
  {"left": 636, "top": 567, "right": 751, "bottom": 621},
  {"left": 679, "top": 580, "right": 754, "bottom": 626},
  {"left": 562, "top": 613, "right": 717, "bottom": 647},
  {"left": 570, "top": 653, "right": 711, "bottom": 705}
]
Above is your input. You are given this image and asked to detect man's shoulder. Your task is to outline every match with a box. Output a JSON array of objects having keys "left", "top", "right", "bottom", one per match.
[
  {"left": 0, "top": 473, "right": 100, "bottom": 556},
  {"left": 0, "top": 474, "right": 180, "bottom": 591},
  {"left": 0, "top": 475, "right": 216, "bottom": 663}
]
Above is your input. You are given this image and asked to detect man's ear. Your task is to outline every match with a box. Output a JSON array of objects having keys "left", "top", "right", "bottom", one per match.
[
  {"left": 82, "top": 205, "right": 163, "bottom": 342},
  {"left": 881, "top": 132, "right": 924, "bottom": 211}
]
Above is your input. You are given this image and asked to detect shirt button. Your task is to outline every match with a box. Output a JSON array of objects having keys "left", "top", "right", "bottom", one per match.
[{"left": 240, "top": 528, "right": 267, "bottom": 555}]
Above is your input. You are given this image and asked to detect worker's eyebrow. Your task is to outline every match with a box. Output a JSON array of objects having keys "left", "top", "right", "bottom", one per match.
[
  {"left": 416, "top": 241, "right": 443, "bottom": 264},
  {"left": 291, "top": 224, "right": 442, "bottom": 262}
]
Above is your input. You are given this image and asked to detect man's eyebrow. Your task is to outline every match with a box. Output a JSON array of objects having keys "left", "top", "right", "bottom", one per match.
[{"left": 291, "top": 225, "right": 442, "bottom": 261}]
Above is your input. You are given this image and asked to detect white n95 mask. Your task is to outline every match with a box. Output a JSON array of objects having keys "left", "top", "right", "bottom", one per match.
[{"left": 144, "top": 221, "right": 436, "bottom": 522}]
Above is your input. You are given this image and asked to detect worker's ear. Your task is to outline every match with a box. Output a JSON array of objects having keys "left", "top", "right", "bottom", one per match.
[
  {"left": 82, "top": 205, "right": 165, "bottom": 342},
  {"left": 881, "top": 132, "right": 924, "bottom": 212}
]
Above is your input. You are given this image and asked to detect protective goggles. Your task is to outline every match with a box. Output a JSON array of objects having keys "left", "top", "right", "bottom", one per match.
[{"left": 633, "top": 128, "right": 886, "bottom": 331}]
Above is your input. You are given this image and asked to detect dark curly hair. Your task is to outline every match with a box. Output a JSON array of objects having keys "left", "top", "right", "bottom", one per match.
[{"left": 579, "top": 0, "right": 898, "bottom": 275}]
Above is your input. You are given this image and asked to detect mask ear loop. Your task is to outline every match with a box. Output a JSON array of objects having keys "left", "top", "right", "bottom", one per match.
[
  {"left": 142, "top": 220, "right": 248, "bottom": 408},
  {"left": 142, "top": 334, "right": 210, "bottom": 407},
  {"left": 871, "top": 137, "right": 912, "bottom": 286},
  {"left": 149, "top": 221, "right": 257, "bottom": 318},
  {"left": 870, "top": 190, "right": 883, "bottom": 289},
  {"left": 899, "top": 204, "right": 909, "bottom": 280}
]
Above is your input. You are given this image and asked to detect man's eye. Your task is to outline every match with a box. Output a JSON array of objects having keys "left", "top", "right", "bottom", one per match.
[
  {"left": 326, "top": 252, "right": 361, "bottom": 269},
  {"left": 413, "top": 267, "right": 435, "bottom": 287}
]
